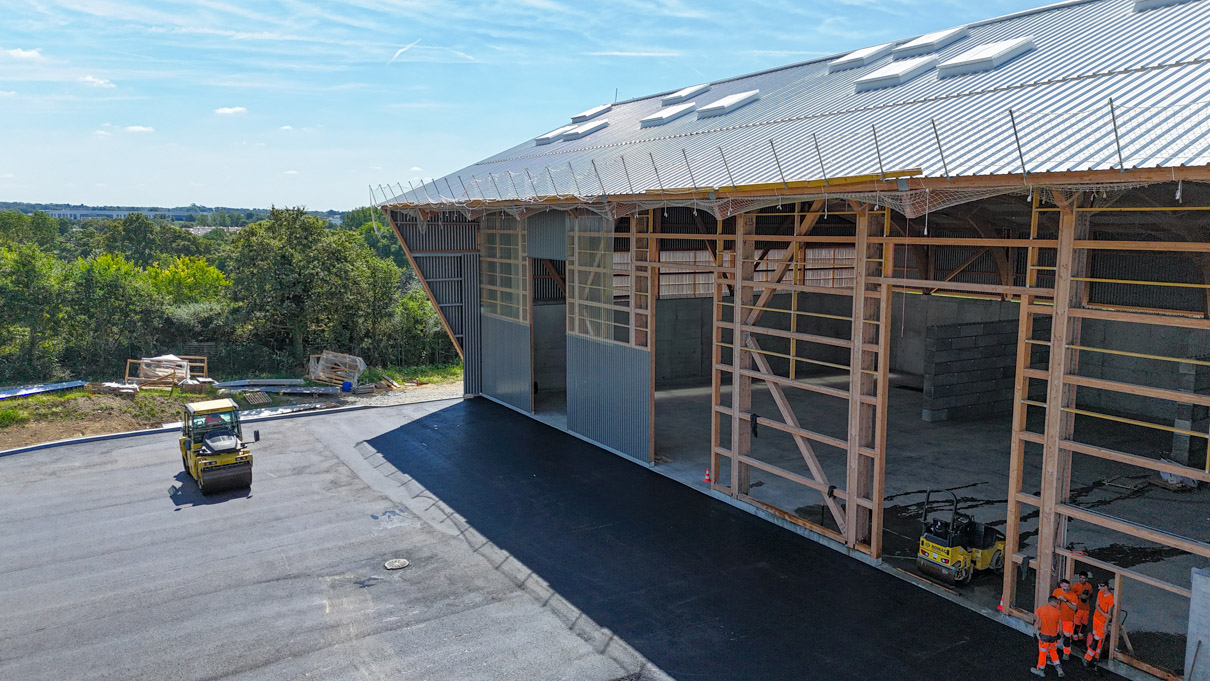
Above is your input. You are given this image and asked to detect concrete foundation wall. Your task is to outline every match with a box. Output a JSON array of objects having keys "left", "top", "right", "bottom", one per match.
[
  {"left": 1188, "top": 567, "right": 1209, "bottom": 681},
  {"left": 922, "top": 319, "right": 1018, "bottom": 422},
  {"left": 533, "top": 303, "right": 567, "bottom": 394},
  {"left": 888, "top": 294, "right": 1020, "bottom": 374}
]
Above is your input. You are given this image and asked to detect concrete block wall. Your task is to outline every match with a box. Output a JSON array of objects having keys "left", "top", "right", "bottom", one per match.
[
  {"left": 921, "top": 319, "right": 1019, "bottom": 422},
  {"left": 1172, "top": 356, "right": 1210, "bottom": 469}
]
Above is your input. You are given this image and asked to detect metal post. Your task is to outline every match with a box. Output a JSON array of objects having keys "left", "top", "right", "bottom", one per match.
[
  {"left": 620, "top": 155, "right": 636, "bottom": 195},
  {"left": 1009, "top": 109, "right": 1029, "bottom": 179},
  {"left": 488, "top": 174, "right": 506, "bottom": 200},
  {"left": 590, "top": 159, "right": 608, "bottom": 201},
  {"left": 871, "top": 124, "right": 886, "bottom": 181},
  {"left": 524, "top": 168, "right": 540, "bottom": 197},
  {"left": 407, "top": 180, "right": 419, "bottom": 202},
  {"left": 769, "top": 139, "right": 789, "bottom": 188},
  {"left": 442, "top": 177, "right": 455, "bottom": 201},
  {"left": 719, "top": 146, "right": 739, "bottom": 192},
  {"left": 1109, "top": 97, "right": 1126, "bottom": 173},
  {"left": 812, "top": 133, "right": 830, "bottom": 186},
  {"left": 931, "top": 118, "right": 950, "bottom": 179},
  {"left": 544, "top": 166, "right": 559, "bottom": 196},
  {"left": 649, "top": 152, "right": 666, "bottom": 194},
  {"left": 457, "top": 175, "right": 471, "bottom": 201},
  {"left": 682, "top": 149, "right": 699, "bottom": 190},
  {"left": 567, "top": 162, "right": 583, "bottom": 196},
  {"left": 506, "top": 171, "right": 523, "bottom": 199}
]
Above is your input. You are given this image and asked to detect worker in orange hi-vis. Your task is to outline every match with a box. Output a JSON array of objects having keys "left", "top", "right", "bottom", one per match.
[
  {"left": 1071, "top": 572, "right": 1093, "bottom": 641},
  {"left": 1083, "top": 581, "right": 1116, "bottom": 670},
  {"left": 1051, "top": 578, "right": 1079, "bottom": 660},
  {"left": 1033, "top": 595, "right": 1065, "bottom": 678}
]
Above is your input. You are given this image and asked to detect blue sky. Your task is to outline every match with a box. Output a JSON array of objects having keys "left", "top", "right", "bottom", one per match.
[{"left": 0, "top": 0, "right": 1046, "bottom": 211}]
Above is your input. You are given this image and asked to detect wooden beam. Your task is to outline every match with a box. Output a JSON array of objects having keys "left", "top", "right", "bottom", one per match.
[
  {"left": 845, "top": 202, "right": 878, "bottom": 549},
  {"left": 541, "top": 259, "right": 567, "bottom": 296},
  {"left": 743, "top": 335, "right": 849, "bottom": 532},
  {"left": 731, "top": 213, "right": 756, "bottom": 496},
  {"left": 743, "top": 200, "right": 826, "bottom": 327}
]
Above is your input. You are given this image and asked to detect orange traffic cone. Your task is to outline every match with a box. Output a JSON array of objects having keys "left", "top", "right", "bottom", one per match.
[
  {"left": 997, "top": 598, "right": 1005, "bottom": 613},
  {"left": 704, "top": 467, "right": 711, "bottom": 483}
]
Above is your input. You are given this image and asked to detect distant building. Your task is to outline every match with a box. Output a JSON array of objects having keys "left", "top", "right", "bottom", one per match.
[{"left": 44, "top": 209, "right": 207, "bottom": 222}]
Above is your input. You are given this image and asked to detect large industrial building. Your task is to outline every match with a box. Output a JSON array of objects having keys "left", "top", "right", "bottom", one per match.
[{"left": 380, "top": 0, "right": 1210, "bottom": 677}]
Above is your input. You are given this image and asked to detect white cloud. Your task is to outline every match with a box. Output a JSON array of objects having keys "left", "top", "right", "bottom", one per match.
[
  {"left": 410, "top": 166, "right": 422, "bottom": 172},
  {"left": 94, "top": 130, "right": 112, "bottom": 136},
  {"left": 3, "top": 47, "right": 44, "bottom": 61},
  {"left": 279, "top": 125, "right": 293, "bottom": 131},
  {"left": 585, "top": 50, "right": 681, "bottom": 57},
  {"left": 214, "top": 106, "right": 247, "bottom": 115},
  {"left": 0, "top": 90, "right": 15, "bottom": 97},
  {"left": 80, "top": 75, "right": 115, "bottom": 88},
  {"left": 0, "top": 173, "right": 14, "bottom": 179},
  {"left": 124, "top": 125, "right": 154, "bottom": 133},
  {"left": 284, "top": 170, "right": 299, "bottom": 175}
]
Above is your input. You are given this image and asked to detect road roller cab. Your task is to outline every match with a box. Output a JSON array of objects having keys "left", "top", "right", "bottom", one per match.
[
  {"left": 916, "top": 489, "right": 1005, "bottom": 585},
  {"left": 180, "top": 398, "right": 257, "bottom": 495}
]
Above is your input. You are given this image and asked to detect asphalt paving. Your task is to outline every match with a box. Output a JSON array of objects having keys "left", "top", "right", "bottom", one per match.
[
  {"left": 0, "top": 400, "right": 646, "bottom": 681},
  {"left": 366, "top": 397, "right": 1126, "bottom": 681}
]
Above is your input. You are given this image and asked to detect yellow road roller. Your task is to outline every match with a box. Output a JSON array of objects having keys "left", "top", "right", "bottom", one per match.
[
  {"left": 917, "top": 489, "right": 1005, "bottom": 585},
  {"left": 179, "top": 398, "right": 257, "bottom": 495}
]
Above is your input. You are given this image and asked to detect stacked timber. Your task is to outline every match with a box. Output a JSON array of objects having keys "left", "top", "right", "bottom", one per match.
[{"left": 307, "top": 351, "right": 366, "bottom": 387}]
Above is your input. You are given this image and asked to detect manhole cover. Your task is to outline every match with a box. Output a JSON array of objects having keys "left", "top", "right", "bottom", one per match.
[{"left": 384, "top": 558, "right": 411, "bottom": 570}]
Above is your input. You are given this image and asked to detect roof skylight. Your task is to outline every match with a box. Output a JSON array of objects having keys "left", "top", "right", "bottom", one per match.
[
  {"left": 855, "top": 55, "right": 937, "bottom": 92},
  {"left": 697, "top": 90, "right": 760, "bottom": 118},
  {"left": 571, "top": 104, "right": 612, "bottom": 123},
  {"left": 661, "top": 84, "right": 711, "bottom": 105},
  {"left": 892, "top": 27, "right": 969, "bottom": 58},
  {"left": 561, "top": 118, "right": 609, "bottom": 140},
  {"left": 828, "top": 43, "right": 894, "bottom": 72},
  {"left": 937, "top": 36, "right": 1036, "bottom": 77},
  {"left": 641, "top": 102, "right": 697, "bottom": 127},
  {"left": 535, "top": 124, "right": 577, "bottom": 145}
]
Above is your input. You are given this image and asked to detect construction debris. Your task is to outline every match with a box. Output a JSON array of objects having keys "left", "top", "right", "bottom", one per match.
[
  {"left": 0, "top": 380, "right": 88, "bottom": 401},
  {"left": 87, "top": 382, "right": 140, "bottom": 396},
  {"left": 1157, "top": 460, "right": 1199, "bottom": 490},
  {"left": 308, "top": 351, "right": 365, "bottom": 387},
  {"left": 243, "top": 391, "right": 272, "bottom": 406},
  {"left": 125, "top": 354, "right": 210, "bottom": 389},
  {"left": 214, "top": 378, "right": 305, "bottom": 388}
]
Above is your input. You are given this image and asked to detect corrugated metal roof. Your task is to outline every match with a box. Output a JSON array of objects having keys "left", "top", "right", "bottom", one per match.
[{"left": 388, "top": 0, "right": 1210, "bottom": 207}]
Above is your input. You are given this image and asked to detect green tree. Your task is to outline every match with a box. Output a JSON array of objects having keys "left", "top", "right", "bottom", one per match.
[
  {"left": 0, "top": 210, "right": 31, "bottom": 244},
  {"left": 103, "top": 213, "right": 158, "bottom": 266},
  {"left": 29, "top": 211, "right": 58, "bottom": 248},
  {"left": 0, "top": 244, "right": 65, "bottom": 372},
  {"left": 145, "top": 255, "right": 230, "bottom": 305},
  {"left": 228, "top": 207, "right": 328, "bottom": 359},
  {"left": 61, "top": 252, "right": 161, "bottom": 374}
]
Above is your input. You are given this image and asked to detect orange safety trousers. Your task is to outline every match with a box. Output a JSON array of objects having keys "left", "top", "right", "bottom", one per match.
[
  {"left": 1084, "top": 617, "right": 1108, "bottom": 662},
  {"left": 1038, "top": 639, "right": 1060, "bottom": 668},
  {"left": 1060, "top": 620, "right": 1075, "bottom": 653}
]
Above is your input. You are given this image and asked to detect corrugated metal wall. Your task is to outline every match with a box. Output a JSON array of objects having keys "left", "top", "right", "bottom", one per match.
[
  {"left": 567, "top": 335, "right": 651, "bottom": 461},
  {"left": 481, "top": 314, "right": 532, "bottom": 411},
  {"left": 461, "top": 253, "right": 482, "bottom": 396},
  {"left": 527, "top": 210, "right": 569, "bottom": 260}
]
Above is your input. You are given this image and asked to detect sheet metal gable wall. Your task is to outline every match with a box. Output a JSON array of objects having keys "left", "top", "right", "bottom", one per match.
[
  {"left": 389, "top": 210, "right": 478, "bottom": 352},
  {"left": 527, "top": 210, "right": 569, "bottom": 260},
  {"left": 481, "top": 314, "right": 532, "bottom": 411},
  {"left": 567, "top": 335, "right": 651, "bottom": 461},
  {"left": 461, "top": 253, "right": 482, "bottom": 396}
]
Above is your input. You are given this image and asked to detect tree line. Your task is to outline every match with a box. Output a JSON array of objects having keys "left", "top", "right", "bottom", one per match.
[{"left": 0, "top": 207, "right": 455, "bottom": 384}]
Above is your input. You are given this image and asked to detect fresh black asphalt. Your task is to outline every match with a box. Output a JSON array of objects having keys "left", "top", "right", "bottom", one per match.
[{"left": 368, "top": 397, "right": 1122, "bottom": 681}]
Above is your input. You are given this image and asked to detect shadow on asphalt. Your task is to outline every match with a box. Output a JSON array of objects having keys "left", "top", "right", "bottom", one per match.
[
  {"left": 367, "top": 398, "right": 1119, "bottom": 681},
  {"left": 167, "top": 471, "right": 252, "bottom": 509}
]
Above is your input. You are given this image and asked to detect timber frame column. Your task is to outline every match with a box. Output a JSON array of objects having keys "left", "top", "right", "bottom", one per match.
[
  {"left": 730, "top": 212, "right": 756, "bottom": 496},
  {"left": 845, "top": 203, "right": 890, "bottom": 553},
  {"left": 1034, "top": 190, "right": 1088, "bottom": 606}
]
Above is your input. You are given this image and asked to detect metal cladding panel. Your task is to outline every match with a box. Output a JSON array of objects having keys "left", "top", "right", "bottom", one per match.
[
  {"left": 390, "top": 211, "right": 478, "bottom": 252},
  {"left": 461, "top": 253, "right": 482, "bottom": 396},
  {"left": 566, "top": 335, "right": 651, "bottom": 461},
  {"left": 415, "top": 255, "right": 464, "bottom": 337},
  {"left": 480, "top": 314, "right": 532, "bottom": 411},
  {"left": 388, "top": 0, "right": 1210, "bottom": 208},
  {"left": 527, "top": 211, "right": 569, "bottom": 260}
]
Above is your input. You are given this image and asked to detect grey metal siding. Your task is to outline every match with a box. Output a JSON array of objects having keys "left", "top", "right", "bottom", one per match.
[
  {"left": 567, "top": 335, "right": 651, "bottom": 461},
  {"left": 481, "top": 314, "right": 532, "bottom": 411},
  {"left": 414, "top": 255, "right": 465, "bottom": 338},
  {"left": 461, "top": 253, "right": 482, "bottom": 396},
  {"left": 527, "top": 211, "right": 569, "bottom": 260}
]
